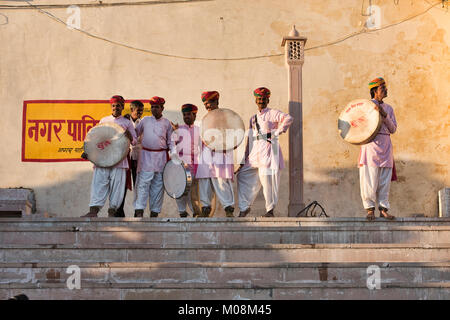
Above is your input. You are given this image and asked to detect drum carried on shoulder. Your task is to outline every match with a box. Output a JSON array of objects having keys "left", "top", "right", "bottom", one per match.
[
  {"left": 338, "top": 99, "right": 382, "bottom": 145},
  {"left": 83, "top": 122, "right": 130, "bottom": 167}
]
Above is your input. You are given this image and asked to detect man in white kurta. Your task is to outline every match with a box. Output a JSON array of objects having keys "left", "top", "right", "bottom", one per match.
[
  {"left": 134, "top": 96, "right": 175, "bottom": 218},
  {"left": 236, "top": 87, "right": 293, "bottom": 217},
  {"left": 196, "top": 91, "right": 235, "bottom": 217},
  {"left": 81, "top": 95, "right": 137, "bottom": 218},
  {"left": 360, "top": 77, "right": 397, "bottom": 220},
  {"left": 116, "top": 100, "right": 144, "bottom": 217},
  {"left": 171, "top": 104, "right": 201, "bottom": 217}
]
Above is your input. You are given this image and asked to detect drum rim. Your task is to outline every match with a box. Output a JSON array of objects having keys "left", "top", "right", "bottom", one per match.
[
  {"left": 338, "top": 99, "right": 382, "bottom": 145},
  {"left": 83, "top": 122, "right": 130, "bottom": 168},
  {"left": 200, "top": 108, "right": 245, "bottom": 152},
  {"left": 162, "top": 160, "right": 192, "bottom": 199}
]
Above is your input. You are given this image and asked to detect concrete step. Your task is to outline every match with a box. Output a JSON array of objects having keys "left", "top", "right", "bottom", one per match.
[
  {"left": 1, "top": 286, "right": 449, "bottom": 300},
  {"left": 0, "top": 262, "right": 448, "bottom": 300},
  {"left": 2, "top": 217, "right": 450, "bottom": 227},
  {"left": 0, "top": 227, "right": 448, "bottom": 245},
  {"left": 1, "top": 262, "right": 448, "bottom": 287},
  {"left": 0, "top": 218, "right": 449, "bottom": 245},
  {"left": 1, "top": 243, "right": 449, "bottom": 263}
]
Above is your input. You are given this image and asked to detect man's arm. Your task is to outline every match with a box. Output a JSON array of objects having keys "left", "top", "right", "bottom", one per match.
[{"left": 274, "top": 110, "right": 294, "bottom": 136}]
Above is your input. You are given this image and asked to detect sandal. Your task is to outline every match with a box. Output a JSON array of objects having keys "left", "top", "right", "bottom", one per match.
[
  {"left": 366, "top": 208, "right": 375, "bottom": 221},
  {"left": 379, "top": 207, "right": 395, "bottom": 220}
]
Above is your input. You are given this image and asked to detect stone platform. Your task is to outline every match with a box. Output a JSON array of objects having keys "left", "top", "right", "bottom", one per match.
[{"left": 0, "top": 217, "right": 449, "bottom": 300}]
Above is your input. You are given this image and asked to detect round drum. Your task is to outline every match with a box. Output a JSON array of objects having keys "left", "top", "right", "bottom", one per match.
[
  {"left": 201, "top": 108, "right": 245, "bottom": 151},
  {"left": 163, "top": 160, "right": 192, "bottom": 199},
  {"left": 338, "top": 99, "right": 382, "bottom": 145},
  {"left": 83, "top": 122, "right": 130, "bottom": 167}
]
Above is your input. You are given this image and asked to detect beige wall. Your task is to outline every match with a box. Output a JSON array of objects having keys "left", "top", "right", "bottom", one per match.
[{"left": 0, "top": 0, "right": 448, "bottom": 217}]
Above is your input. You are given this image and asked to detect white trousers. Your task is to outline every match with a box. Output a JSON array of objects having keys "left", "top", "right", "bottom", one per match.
[
  {"left": 198, "top": 177, "right": 234, "bottom": 209},
  {"left": 134, "top": 171, "right": 164, "bottom": 212},
  {"left": 359, "top": 166, "right": 392, "bottom": 210},
  {"left": 175, "top": 190, "right": 193, "bottom": 213},
  {"left": 89, "top": 167, "right": 126, "bottom": 209},
  {"left": 236, "top": 166, "right": 280, "bottom": 212}
]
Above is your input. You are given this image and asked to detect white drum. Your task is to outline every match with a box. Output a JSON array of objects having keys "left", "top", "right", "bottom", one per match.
[
  {"left": 163, "top": 160, "right": 192, "bottom": 199},
  {"left": 83, "top": 122, "right": 130, "bottom": 167},
  {"left": 201, "top": 108, "right": 245, "bottom": 151},
  {"left": 338, "top": 99, "right": 382, "bottom": 145}
]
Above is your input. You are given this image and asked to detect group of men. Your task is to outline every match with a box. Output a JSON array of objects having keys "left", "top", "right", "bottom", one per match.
[
  {"left": 81, "top": 87, "right": 294, "bottom": 218},
  {"left": 80, "top": 77, "right": 397, "bottom": 220}
]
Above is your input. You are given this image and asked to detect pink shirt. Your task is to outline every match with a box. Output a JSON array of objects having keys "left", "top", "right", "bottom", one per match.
[
  {"left": 95, "top": 115, "right": 137, "bottom": 169},
  {"left": 195, "top": 144, "right": 234, "bottom": 181},
  {"left": 247, "top": 107, "right": 293, "bottom": 170},
  {"left": 173, "top": 124, "right": 201, "bottom": 177},
  {"left": 358, "top": 102, "right": 397, "bottom": 168},
  {"left": 136, "top": 116, "right": 174, "bottom": 173}
]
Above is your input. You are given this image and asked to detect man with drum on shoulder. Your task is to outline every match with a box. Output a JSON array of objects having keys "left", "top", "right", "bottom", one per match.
[
  {"left": 81, "top": 95, "right": 137, "bottom": 218},
  {"left": 170, "top": 103, "right": 201, "bottom": 217},
  {"left": 134, "top": 96, "right": 175, "bottom": 218},
  {"left": 196, "top": 91, "right": 235, "bottom": 218},
  {"left": 359, "top": 77, "right": 397, "bottom": 221},
  {"left": 116, "top": 100, "right": 144, "bottom": 217},
  {"left": 236, "top": 87, "right": 293, "bottom": 218}
]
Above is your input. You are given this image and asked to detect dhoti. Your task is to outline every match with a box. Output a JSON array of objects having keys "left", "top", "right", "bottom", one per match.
[
  {"left": 89, "top": 167, "right": 126, "bottom": 209},
  {"left": 359, "top": 165, "right": 392, "bottom": 210},
  {"left": 236, "top": 165, "right": 280, "bottom": 212},
  {"left": 198, "top": 177, "right": 234, "bottom": 209},
  {"left": 134, "top": 171, "right": 164, "bottom": 212}
]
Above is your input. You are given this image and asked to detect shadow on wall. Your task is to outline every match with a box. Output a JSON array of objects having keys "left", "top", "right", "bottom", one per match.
[{"left": 28, "top": 159, "right": 446, "bottom": 218}]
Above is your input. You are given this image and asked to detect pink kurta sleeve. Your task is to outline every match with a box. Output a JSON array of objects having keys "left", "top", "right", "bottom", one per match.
[{"left": 274, "top": 110, "right": 294, "bottom": 135}]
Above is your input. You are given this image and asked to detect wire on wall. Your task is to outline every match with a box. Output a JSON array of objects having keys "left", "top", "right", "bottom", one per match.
[{"left": 2, "top": 1, "right": 443, "bottom": 61}]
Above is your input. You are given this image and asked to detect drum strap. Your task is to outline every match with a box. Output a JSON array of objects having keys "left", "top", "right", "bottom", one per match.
[
  {"left": 252, "top": 115, "right": 272, "bottom": 144},
  {"left": 142, "top": 146, "right": 169, "bottom": 162}
]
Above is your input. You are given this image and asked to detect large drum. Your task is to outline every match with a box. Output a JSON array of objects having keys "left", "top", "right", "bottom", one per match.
[
  {"left": 338, "top": 99, "right": 382, "bottom": 145},
  {"left": 83, "top": 122, "right": 130, "bottom": 167},
  {"left": 163, "top": 160, "right": 193, "bottom": 199},
  {"left": 201, "top": 108, "right": 245, "bottom": 151}
]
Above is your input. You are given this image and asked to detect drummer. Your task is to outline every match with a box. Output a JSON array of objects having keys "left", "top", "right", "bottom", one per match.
[
  {"left": 81, "top": 95, "right": 137, "bottom": 218},
  {"left": 236, "top": 87, "right": 293, "bottom": 217},
  {"left": 171, "top": 104, "right": 201, "bottom": 217},
  {"left": 116, "top": 100, "right": 144, "bottom": 217},
  {"left": 359, "top": 77, "right": 397, "bottom": 220},
  {"left": 134, "top": 96, "right": 175, "bottom": 218},
  {"left": 196, "top": 91, "right": 235, "bottom": 218}
]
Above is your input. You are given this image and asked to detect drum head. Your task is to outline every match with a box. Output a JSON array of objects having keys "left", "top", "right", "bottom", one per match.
[
  {"left": 163, "top": 160, "right": 188, "bottom": 199},
  {"left": 338, "top": 99, "right": 382, "bottom": 145},
  {"left": 83, "top": 122, "right": 130, "bottom": 167},
  {"left": 201, "top": 108, "right": 245, "bottom": 151}
]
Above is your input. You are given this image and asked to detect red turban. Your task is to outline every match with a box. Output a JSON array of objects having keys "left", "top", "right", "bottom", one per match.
[
  {"left": 253, "top": 87, "right": 271, "bottom": 98},
  {"left": 110, "top": 95, "right": 125, "bottom": 105},
  {"left": 201, "top": 91, "right": 219, "bottom": 102},
  {"left": 181, "top": 104, "right": 198, "bottom": 113},
  {"left": 149, "top": 96, "right": 166, "bottom": 106}
]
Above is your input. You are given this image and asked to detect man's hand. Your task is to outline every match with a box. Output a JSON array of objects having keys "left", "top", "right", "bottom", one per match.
[
  {"left": 81, "top": 152, "right": 88, "bottom": 160},
  {"left": 124, "top": 130, "right": 133, "bottom": 141},
  {"left": 234, "top": 164, "right": 244, "bottom": 175},
  {"left": 373, "top": 101, "right": 387, "bottom": 118},
  {"left": 171, "top": 122, "right": 179, "bottom": 131}
]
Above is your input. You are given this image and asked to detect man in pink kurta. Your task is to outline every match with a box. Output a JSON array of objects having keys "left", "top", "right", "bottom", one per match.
[
  {"left": 171, "top": 104, "right": 201, "bottom": 217},
  {"left": 133, "top": 96, "right": 175, "bottom": 218},
  {"left": 359, "top": 77, "right": 397, "bottom": 220},
  {"left": 195, "top": 91, "right": 235, "bottom": 217},
  {"left": 236, "top": 87, "right": 293, "bottom": 217},
  {"left": 81, "top": 95, "right": 137, "bottom": 218}
]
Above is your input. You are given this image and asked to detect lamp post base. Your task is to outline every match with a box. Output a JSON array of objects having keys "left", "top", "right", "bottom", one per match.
[{"left": 288, "top": 203, "right": 305, "bottom": 217}]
